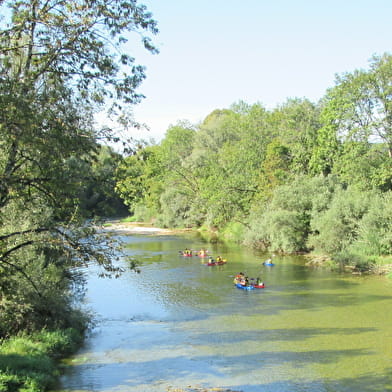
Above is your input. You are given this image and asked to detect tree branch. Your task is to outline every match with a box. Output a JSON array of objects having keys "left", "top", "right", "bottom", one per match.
[{"left": 0, "top": 242, "right": 43, "bottom": 297}]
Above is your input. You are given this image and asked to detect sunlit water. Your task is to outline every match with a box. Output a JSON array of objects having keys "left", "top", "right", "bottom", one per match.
[{"left": 54, "top": 233, "right": 392, "bottom": 392}]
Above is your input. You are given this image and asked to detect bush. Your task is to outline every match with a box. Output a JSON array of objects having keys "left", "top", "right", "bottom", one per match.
[
  {"left": 220, "top": 222, "right": 246, "bottom": 243},
  {"left": 352, "top": 191, "right": 392, "bottom": 256},
  {"left": 308, "top": 186, "right": 376, "bottom": 256},
  {"left": 0, "top": 372, "right": 21, "bottom": 392},
  {"left": 33, "top": 329, "right": 84, "bottom": 358},
  {"left": 333, "top": 251, "right": 372, "bottom": 271},
  {"left": 158, "top": 189, "right": 194, "bottom": 228},
  {"left": 0, "top": 246, "right": 90, "bottom": 339},
  {"left": 0, "top": 329, "right": 83, "bottom": 392},
  {"left": 245, "top": 175, "right": 339, "bottom": 252},
  {"left": 307, "top": 189, "right": 392, "bottom": 269},
  {"left": 131, "top": 203, "right": 156, "bottom": 223}
]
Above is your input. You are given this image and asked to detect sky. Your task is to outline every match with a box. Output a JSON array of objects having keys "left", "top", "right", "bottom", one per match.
[{"left": 122, "top": 0, "right": 392, "bottom": 142}]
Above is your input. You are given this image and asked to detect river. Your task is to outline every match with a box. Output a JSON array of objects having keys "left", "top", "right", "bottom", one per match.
[{"left": 54, "top": 231, "right": 392, "bottom": 392}]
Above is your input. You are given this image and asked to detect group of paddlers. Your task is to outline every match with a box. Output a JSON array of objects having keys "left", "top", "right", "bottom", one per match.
[
  {"left": 233, "top": 272, "right": 264, "bottom": 287},
  {"left": 181, "top": 248, "right": 209, "bottom": 257},
  {"left": 207, "top": 255, "right": 227, "bottom": 265},
  {"left": 180, "top": 248, "right": 267, "bottom": 287},
  {"left": 180, "top": 249, "right": 228, "bottom": 265}
]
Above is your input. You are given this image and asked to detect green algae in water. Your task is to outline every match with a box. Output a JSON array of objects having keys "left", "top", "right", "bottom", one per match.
[{"left": 54, "top": 234, "right": 392, "bottom": 392}]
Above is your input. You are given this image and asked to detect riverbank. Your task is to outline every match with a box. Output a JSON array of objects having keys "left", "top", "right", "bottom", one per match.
[
  {"left": 304, "top": 252, "right": 392, "bottom": 276},
  {"left": 100, "top": 220, "right": 192, "bottom": 236},
  {"left": 102, "top": 220, "right": 392, "bottom": 278}
]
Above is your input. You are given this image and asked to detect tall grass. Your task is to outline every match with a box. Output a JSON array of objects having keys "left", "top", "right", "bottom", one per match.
[{"left": 0, "top": 328, "right": 83, "bottom": 392}]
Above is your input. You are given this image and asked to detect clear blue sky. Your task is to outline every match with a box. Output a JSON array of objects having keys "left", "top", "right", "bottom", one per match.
[{"left": 126, "top": 0, "right": 392, "bottom": 142}]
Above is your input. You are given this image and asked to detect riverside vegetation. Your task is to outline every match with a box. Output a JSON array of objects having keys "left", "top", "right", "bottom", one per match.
[
  {"left": 1, "top": 1, "right": 391, "bottom": 391},
  {"left": 115, "top": 53, "right": 392, "bottom": 277},
  {"left": 0, "top": 1, "right": 158, "bottom": 391}
]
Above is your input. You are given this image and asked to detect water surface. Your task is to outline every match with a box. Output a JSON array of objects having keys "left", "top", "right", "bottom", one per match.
[{"left": 56, "top": 233, "right": 392, "bottom": 392}]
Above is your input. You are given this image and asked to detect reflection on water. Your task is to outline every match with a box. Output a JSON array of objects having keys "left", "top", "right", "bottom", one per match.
[{"left": 55, "top": 233, "right": 392, "bottom": 392}]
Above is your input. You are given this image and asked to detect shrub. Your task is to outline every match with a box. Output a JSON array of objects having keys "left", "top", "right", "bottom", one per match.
[
  {"left": 0, "top": 329, "right": 83, "bottom": 392},
  {"left": 220, "top": 222, "right": 246, "bottom": 243},
  {"left": 308, "top": 186, "right": 376, "bottom": 256},
  {"left": 246, "top": 175, "right": 339, "bottom": 252},
  {"left": 352, "top": 191, "right": 392, "bottom": 256}
]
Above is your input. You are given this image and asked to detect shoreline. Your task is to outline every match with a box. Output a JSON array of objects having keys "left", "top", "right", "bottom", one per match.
[
  {"left": 100, "top": 220, "right": 192, "bottom": 236},
  {"left": 100, "top": 220, "right": 392, "bottom": 277}
]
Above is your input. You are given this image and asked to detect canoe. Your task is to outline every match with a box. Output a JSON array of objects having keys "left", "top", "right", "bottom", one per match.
[
  {"left": 197, "top": 250, "right": 209, "bottom": 257},
  {"left": 235, "top": 283, "right": 265, "bottom": 290},
  {"left": 179, "top": 251, "right": 193, "bottom": 257},
  {"left": 205, "top": 261, "right": 227, "bottom": 266}
]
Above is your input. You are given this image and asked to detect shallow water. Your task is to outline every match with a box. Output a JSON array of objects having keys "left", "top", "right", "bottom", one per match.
[{"left": 54, "top": 233, "right": 392, "bottom": 392}]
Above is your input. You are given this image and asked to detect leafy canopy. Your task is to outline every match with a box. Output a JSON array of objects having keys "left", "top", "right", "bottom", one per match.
[{"left": 0, "top": 0, "right": 158, "bottom": 336}]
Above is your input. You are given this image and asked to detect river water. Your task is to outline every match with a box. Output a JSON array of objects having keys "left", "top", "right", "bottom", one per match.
[{"left": 55, "top": 232, "right": 392, "bottom": 392}]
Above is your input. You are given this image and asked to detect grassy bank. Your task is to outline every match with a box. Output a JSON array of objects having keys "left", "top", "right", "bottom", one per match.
[
  {"left": 304, "top": 252, "right": 392, "bottom": 277},
  {"left": 0, "top": 328, "right": 83, "bottom": 392}
]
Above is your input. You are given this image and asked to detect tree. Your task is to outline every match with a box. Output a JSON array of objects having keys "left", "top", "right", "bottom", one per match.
[
  {"left": 268, "top": 98, "right": 321, "bottom": 175},
  {"left": 184, "top": 104, "right": 270, "bottom": 229},
  {"left": 338, "top": 54, "right": 392, "bottom": 155},
  {"left": 258, "top": 138, "right": 292, "bottom": 195},
  {"left": 0, "top": 0, "right": 158, "bottom": 336},
  {"left": 156, "top": 123, "right": 199, "bottom": 227},
  {"left": 331, "top": 141, "right": 392, "bottom": 191},
  {"left": 115, "top": 144, "right": 163, "bottom": 216},
  {"left": 312, "top": 53, "right": 392, "bottom": 182},
  {"left": 79, "top": 146, "right": 129, "bottom": 218}
]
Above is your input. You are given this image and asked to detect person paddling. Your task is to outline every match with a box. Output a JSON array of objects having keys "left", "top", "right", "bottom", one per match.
[{"left": 234, "top": 272, "right": 244, "bottom": 284}]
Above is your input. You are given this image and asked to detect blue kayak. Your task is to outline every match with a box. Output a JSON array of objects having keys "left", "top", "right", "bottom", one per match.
[
  {"left": 236, "top": 283, "right": 265, "bottom": 290},
  {"left": 263, "top": 262, "right": 274, "bottom": 266}
]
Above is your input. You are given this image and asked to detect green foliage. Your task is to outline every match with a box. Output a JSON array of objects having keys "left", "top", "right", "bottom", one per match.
[
  {"left": 157, "top": 188, "right": 195, "bottom": 228},
  {"left": 268, "top": 98, "right": 321, "bottom": 175},
  {"left": 309, "top": 122, "right": 340, "bottom": 176},
  {"left": 159, "top": 123, "right": 196, "bottom": 165},
  {"left": 0, "top": 329, "right": 83, "bottom": 392},
  {"left": 183, "top": 104, "right": 269, "bottom": 228},
  {"left": 220, "top": 222, "right": 246, "bottom": 243},
  {"left": 245, "top": 175, "right": 339, "bottom": 252},
  {"left": 115, "top": 144, "right": 163, "bottom": 216},
  {"left": 114, "top": 53, "right": 392, "bottom": 272},
  {"left": 79, "top": 146, "right": 128, "bottom": 218},
  {"left": 315, "top": 52, "right": 392, "bottom": 184},
  {"left": 252, "top": 209, "right": 309, "bottom": 253},
  {"left": 308, "top": 187, "right": 376, "bottom": 257},
  {"left": 350, "top": 191, "right": 392, "bottom": 256},
  {"left": 258, "top": 138, "right": 292, "bottom": 197},
  {"left": 0, "top": 0, "right": 157, "bottom": 339},
  {"left": 331, "top": 142, "right": 385, "bottom": 190}
]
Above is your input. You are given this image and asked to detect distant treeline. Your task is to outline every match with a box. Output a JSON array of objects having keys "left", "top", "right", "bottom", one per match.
[{"left": 115, "top": 53, "right": 392, "bottom": 271}]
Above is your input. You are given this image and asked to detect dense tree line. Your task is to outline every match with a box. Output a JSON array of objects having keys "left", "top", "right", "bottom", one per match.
[{"left": 116, "top": 53, "right": 392, "bottom": 271}]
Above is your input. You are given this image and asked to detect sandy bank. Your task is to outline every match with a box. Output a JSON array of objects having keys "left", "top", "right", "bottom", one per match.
[{"left": 98, "top": 221, "right": 186, "bottom": 235}]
